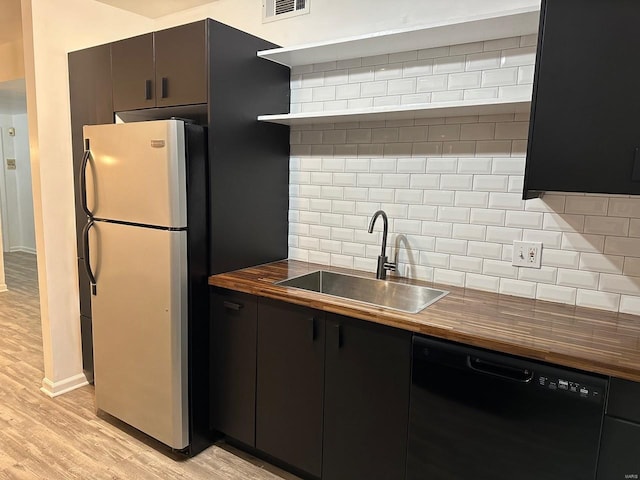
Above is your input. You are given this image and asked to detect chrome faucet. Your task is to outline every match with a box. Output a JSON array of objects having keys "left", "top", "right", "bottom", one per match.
[{"left": 368, "top": 210, "right": 396, "bottom": 280}]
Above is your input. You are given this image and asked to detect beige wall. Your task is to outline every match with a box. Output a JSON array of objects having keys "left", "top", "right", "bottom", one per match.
[
  {"left": 22, "top": 0, "right": 539, "bottom": 393},
  {"left": 0, "top": 40, "right": 25, "bottom": 83}
]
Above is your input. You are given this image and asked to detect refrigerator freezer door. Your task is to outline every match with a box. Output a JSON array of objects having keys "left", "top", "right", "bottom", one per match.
[
  {"left": 83, "top": 120, "right": 187, "bottom": 228},
  {"left": 90, "top": 220, "right": 188, "bottom": 449}
]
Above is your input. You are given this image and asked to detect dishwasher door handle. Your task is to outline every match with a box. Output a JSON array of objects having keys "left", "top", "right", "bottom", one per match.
[{"left": 467, "top": 356, "right": 534, "bottom": 383}]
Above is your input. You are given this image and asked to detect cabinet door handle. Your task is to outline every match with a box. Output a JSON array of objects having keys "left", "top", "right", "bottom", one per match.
[
  {"left": 145, "top": 79, "right": 153, "bottom": 100},
  {"left": 161, "top": 77, "right": 168, "bottom": 98},
  {"left": 335, "top": 324, "right": 342, "bottom": 349},
  {"left": 309, "top": 317, "right": 316, "bottom": 341},
  {"left": 632, "top": 147, "right": 640, "bottom": 182},
  {"left": 223, "top": 301, "right": 243, "bottom": 311}
]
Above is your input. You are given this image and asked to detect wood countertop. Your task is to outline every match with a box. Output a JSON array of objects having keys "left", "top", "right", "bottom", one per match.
[{"left": 208, "top": 260, "right": 640, "bottom": 382}]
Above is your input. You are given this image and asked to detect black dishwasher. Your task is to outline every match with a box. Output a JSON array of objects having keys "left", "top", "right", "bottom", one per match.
[{"left": 407, "top": 335, "right": 607, "bottom": 480}]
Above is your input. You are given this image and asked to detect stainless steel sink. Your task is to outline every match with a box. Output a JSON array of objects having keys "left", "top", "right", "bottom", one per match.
[{"left": 276, "top": 270, "right": 448, "bottom": 314}]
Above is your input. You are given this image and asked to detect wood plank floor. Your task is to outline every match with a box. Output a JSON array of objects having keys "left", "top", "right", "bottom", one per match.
[{"left": 0, "top": 252, "right": 299, "bottom": 480}]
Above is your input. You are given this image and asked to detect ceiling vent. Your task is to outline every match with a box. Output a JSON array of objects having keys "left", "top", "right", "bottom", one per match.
[{"left": 263, "top": 0, "right": 309, "bottom": 22}]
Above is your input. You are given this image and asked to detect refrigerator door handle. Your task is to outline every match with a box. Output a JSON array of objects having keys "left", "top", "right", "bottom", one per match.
[
  {"left": 80, "top": 140, "right": 94, "bottom": 218},
  {"left": 82, "top": 219, "right": 97, "bottom": 295}
]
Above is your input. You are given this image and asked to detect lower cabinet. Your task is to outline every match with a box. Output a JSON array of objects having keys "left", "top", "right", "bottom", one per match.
[
  {"left": 209, "top": 288, "right": 257, "bottom": 446},
  {"left": 597, "top": 378, "right": 640, "bottom": 479},
  {"left": 323, "top": 314, "right": 412, "bottom": 480},
  {"left": 256, "top": 299, "right": 325, "bottom": 477}
]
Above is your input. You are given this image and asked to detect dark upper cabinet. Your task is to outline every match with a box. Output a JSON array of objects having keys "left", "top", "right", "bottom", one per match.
[
  {"left": 524, "top": 0, "right": 640, "bottom": 198},
  {"left": 323, "top": 314, "right": 411, "bottom": 480},
  {"left": 209, "top": 288, "right": 257, "bottom": 447},
  {"left": 256, "top": 299, "right": 325, "bottom": 478},
  {"left": 111, "top": 21, "right": 207, "bottom": 111}
]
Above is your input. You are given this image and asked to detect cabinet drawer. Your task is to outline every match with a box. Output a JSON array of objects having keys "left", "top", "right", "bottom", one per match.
[{"left": 607, "top": 377, "right": 640, "bottom": 424}]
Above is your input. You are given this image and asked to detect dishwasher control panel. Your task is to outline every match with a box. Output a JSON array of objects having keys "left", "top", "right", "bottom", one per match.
[{"left": 536, "top": 374, "right": 605, "bottom": 402}]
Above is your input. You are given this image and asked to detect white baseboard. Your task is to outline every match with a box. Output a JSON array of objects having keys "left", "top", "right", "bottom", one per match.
[
  {"left": 9, "top": 246, "right": 37, "bottom": 255},
  {"left": 40, "top": 373, "right": 89, "bottom": 398},
  {"left": 0, "top": 283, "right": 7, "bottom": 293}
]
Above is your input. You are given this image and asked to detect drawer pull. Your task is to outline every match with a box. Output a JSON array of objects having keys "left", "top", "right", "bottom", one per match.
[{"left": 223, "top": 301, "right": 243, "bottom": 311}]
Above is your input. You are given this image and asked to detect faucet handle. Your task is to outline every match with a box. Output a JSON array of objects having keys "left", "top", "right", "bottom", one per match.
[{"left": 384, "top": 261, "right": 396, "bottom": 272}]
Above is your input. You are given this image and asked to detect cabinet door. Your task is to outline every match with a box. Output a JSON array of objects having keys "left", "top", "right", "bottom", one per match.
[
  {"left": 596, "top": 417, "right": 640, "bottom": 480},
  {"left": 154, "top": 21, "right": 207, "bottom": 108},
  {"left": 111, "top": 33, "right": 155, "bottom": 111},
  {"left": 525, "top": 0, "right": 640, "bottom": 196},
  {"left": 209, "top": 288, "right": 257, "bottom": 446},
  {"left": 323, "top": 314, "right": 411, "bottom": 480},
  {"left": 256, "top": 299, "right": 324, "bottom": 478}
]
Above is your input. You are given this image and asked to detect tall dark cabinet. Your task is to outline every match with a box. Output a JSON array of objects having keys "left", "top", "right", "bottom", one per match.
[
  {"left": 524, "top": 0, "right": 640, "bottom": 198},
  {"left": 68, "top": 19, "right": 290, "bottom": 456}
]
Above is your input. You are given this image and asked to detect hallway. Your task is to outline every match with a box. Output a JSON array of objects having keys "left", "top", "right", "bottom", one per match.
[{"left": 0, "top": 252, "right": 294, "bottom": 480}]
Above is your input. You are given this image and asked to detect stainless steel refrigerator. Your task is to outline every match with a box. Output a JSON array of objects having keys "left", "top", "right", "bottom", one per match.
[{"left": 81, "top": 119, "right": 207, "bottom": 451}]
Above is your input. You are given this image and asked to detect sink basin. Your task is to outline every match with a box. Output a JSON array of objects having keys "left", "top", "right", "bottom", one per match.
[{"left": 276, "top": 270, "right": 448, "bottom": 314}]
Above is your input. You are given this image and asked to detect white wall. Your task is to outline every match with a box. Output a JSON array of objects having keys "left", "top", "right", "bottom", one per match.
[
  {"left": 22, "top": 0, "right": 541, "bottom": 393},
  {"left": 0, "top": 113, "right": 35, "bottom": 253}
]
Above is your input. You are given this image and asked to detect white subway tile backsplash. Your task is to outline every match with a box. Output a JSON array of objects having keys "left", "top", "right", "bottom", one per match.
[
  {"left": 450, "top": 255, "right": 483, "bottom": 273},
  {"left": 448, "top": 72, "right": 482, "bottom": 90},
  {"left": 452, "top": 224, "right": 486, "bottom": 241},
  {"left": 288, "top": 46, "right": 640, "bottom": 313},
  {"left": 604, "top": 237, "right": 640, "bottom": 257},
  {"left": 499, "top": 278, "right": 537, "bottom": 298},
  {"left": 557, "top": 269, "right": 599, "bottom": 289},
  {"left": 501, "top": 46, "right": 536, "bottom": 67},
  {"left": 434, "top": 268, "right": 466, "bottom": 287},
  {"left": 494, "top": 122, "right": 529, "bottom": 140},
  {"left": 466, "top": 51, "right": 501, "bottom": 71},
  {"left": 543, "top": 213, "right": 584, "bottom": 232},
  {"left": 460, "top": 123, "right": 495, "bottom": 141},
  {"left": 484, "top": 37, "right": 520, "bottom": 51},
  {"left": 432, "top": 90, "right": 464, "bottom": 103},
  {"left": 455, "top": 191, "right": 489, "bottom": 208},
  {"left": 388, "top": 78, "right": 417, "bottom": 95},
  {"left": 619, "top": 296, "right": 640, "bottom": 316},
  {"left": 473, "top": 175, "right": 509, "bottom": 192},
  {"left": 416, "top": 74, "right": 449, "bottom": 92},
  {"left": 483, "top": 259, "right": 517, "bottom": 277},
  {"left": 470, "top": 208, "right": 505, "bottom": 226},
  {"left": 576, "top": 290, "right": 620, "bottom": 312},
  {"left": 441, "top": 174, "right": 473, "bottom": 190},
  {"left": 520, "top": 34, "right": 538, "bottom": 47},
  {"left": 438, "top": 207, "right": 471, "bottom": 223},
  {"left": 505, "top": 211, "right": 543, "bottom": 229},
  {"left": 422, "top": 221, "right": 453, "bottom": 237},
  {"left": 486, "top": 226, "right": 522, "bottom": 244},
  {"left": 599, "top": 274, "right": 640, "bottom": 296},
  {"left": 458, "top": 157, "right": 493, "bottom": 174},
  {"left": 536, "top": 284, "right": 576, "bottom": 305},
  {"left": 565, "top": 196, "right": 609, "bottom": 216},
  {"left": 609, "top": 198, "right": 640, "bottom": 218},
  {"left": 409, "top": 205, "right": 439, "bottom": 221},
  {"left": 542, "top": 249, "right": 580, "bottom": 269},
  {"left": 523, "top": 229, "right": 563, "bottom": 249},
  {"left": 466, "top": 273, "right": 500, "bottom": 292},
  {"left": 481, "top": 67, "right": 518, "bottom": 87}
]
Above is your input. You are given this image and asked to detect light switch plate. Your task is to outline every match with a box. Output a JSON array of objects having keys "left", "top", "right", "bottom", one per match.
[{"left": 512, "top": 241, "right": 542, "bottom": 268}]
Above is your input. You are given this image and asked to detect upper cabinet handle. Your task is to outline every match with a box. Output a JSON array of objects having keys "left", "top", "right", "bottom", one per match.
[
  {"left": 145, "top": 79, "right": 153, "bottom": 100},
  {"left": 161, "top": 77, "right": 168, "bottom": 98}
]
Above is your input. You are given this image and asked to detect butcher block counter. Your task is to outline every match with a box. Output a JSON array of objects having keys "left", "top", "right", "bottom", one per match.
[{"left": 208, "top": 260, "right": 640, "bottom": 382}]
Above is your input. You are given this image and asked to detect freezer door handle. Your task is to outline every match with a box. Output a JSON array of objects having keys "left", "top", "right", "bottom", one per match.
[
  {"left": 79, "top": 140, "right": 94, "bottom": 218},
  {"left": 82, "top": 219, "right": 97, "bottom": 295}
]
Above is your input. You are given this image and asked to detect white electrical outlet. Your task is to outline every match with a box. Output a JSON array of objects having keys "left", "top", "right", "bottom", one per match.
[{"left": 512, "top": 241, "right": 542, "bottom": 268}]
